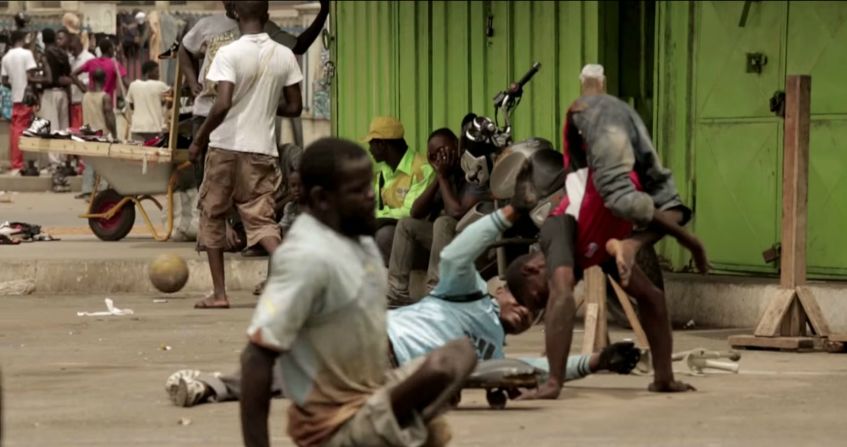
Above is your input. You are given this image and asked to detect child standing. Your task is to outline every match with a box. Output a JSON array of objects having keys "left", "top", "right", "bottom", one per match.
[{"left": 77, "top": 69, "right": 116, "bottom": 199}]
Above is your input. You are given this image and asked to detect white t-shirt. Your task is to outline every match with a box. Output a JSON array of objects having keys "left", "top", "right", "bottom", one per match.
[
  {"left": 1, "top": 47, "right": 37, "bottom": 103},
  {"left": 247, "top": 213, "right": 389, "bottom": 446},
  {"left": 181, "top": 14, "right": 239, "bottom": 117},
  {"left": 126, "top": 79, "right": 170, "bottom": 133},
  {"left": 69, "top": 50, "right": 95, "bottom": 104},
  {"left": 206, "top": 33, "right": 302, "bottom": 156}
]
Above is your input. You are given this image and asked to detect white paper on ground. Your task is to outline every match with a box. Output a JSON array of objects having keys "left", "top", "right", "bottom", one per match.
[{"left": 77, "top": 298, "right": 134, "bottom": 316}]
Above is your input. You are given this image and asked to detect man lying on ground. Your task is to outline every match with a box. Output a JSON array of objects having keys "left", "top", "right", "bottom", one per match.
[
  {"left": 504, "top": 70, "right": 709, "bottom": 400},
  {"left": 165, "top": 191, "right": 640, "bottom": 408}
]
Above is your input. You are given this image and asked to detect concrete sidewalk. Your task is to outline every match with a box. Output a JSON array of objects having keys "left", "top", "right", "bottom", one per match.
[
  {"left": 0, "top": 239, "right": 267, "bottom": 296},
  {"left": 0, "top": 173, "right": 83, "bottom": 192},
  {"left": 1, "top": 192, "right": 266, "bottom": 296},
  {"left": 2, "top": 192, "right": 847, "bottom": 330}
]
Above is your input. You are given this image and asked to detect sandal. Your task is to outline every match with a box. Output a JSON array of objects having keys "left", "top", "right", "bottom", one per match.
[{"left": 194, "top": 294, "right": 231, "bottom": 309}]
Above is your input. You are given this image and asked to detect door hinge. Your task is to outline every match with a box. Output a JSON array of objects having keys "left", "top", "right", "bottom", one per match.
[
  {"left": 746, "top": 52, "right": 768, "bottom": 74},
  {"left": 762, "top": 243, "right": 781, "bottom": 264},
  {"left": 770, "top": 90, "right": 785, "bottom": 118}
]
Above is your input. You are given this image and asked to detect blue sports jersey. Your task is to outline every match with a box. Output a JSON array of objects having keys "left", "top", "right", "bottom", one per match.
[
  {"left": 387, "top": 210, "right": 512, "bottom": 365},
  {"left": 388, "top": 295, "right": 505, "bottom": 365}
]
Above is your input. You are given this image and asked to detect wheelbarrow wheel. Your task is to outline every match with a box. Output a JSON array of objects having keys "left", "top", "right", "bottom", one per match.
[{"left": 88, "top": 189, "right": 135, "bottom": 241}]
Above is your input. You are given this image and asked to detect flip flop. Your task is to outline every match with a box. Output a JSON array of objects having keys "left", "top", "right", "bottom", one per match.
[{"left": 194, "top": 296, "right": 231, "bottom": 309}]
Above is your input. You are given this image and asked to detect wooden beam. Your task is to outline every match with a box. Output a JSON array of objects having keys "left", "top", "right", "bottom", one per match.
[
  {"left": 582, "top": 303, "right": 599, "bottom": 355},
  {"left": 796, "top": 286, "right": 831, "bottom": 336},
  {"left": 780, "top": 75, "right": 811, "bottom": 289},
  {"left": 780, "top": 297, "right": 807, "bottom": 337},
  {"left": 580, "top": 267, "right": 608, "bottom": 353},
  {"left": 753, "top": 288, "right": 797, "bottom": 337},
  {"left": 168, "top": 52, "right": 184, "bottom": 153},
  {"left": 608, "top": 277, "right": 649, "bottom": 349},
  {"left": 828, "top": 334, "right": 847, "bottom": 343},
  {"left": 728, "top": 335, "right": 815, "bottom": 351}
]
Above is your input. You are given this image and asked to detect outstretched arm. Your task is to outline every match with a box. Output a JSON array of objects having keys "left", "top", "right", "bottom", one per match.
[
  {"left": 291, "top": 0, "right": 330, "bottom": 55},
  {"left": 434, "top": 206, "right": 517, "bottom": 297}
]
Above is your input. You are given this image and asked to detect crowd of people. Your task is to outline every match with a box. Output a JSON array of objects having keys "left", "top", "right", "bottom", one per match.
[
  {"left": 151, "top": 0, "right": 716, "bottom": 445},
  {"left": 0, "top": 11, "right": 172, "bottom": 194},
  {"left": 3, "top": 0, "right": 713, "bottom": 445}
]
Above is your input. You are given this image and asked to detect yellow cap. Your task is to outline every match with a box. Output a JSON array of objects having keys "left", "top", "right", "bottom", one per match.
[{"left": 363, "top": 116, "right": 405, "bottom": 142}]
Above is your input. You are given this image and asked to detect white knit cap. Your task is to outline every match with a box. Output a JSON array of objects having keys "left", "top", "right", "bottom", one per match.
[{"left": 579, "top": 64, "right": 605, "bottom": 82}]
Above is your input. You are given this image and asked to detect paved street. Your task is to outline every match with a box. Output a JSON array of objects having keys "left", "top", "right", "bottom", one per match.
[{"left": 2, "top": 293, "right": 845, "bottom": 446}]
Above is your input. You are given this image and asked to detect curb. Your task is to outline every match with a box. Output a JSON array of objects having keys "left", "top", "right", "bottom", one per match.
[
  {"left": 0, "top": 257, "right": 267, "bottom": 295},
  {"left": 0, "top": 175, "right": 83, "bottom": 192}
]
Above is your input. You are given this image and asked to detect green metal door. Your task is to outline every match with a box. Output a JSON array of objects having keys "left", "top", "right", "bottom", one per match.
[
  {"left": 692, "top": 1, "right": 787, "bottom": 273},
  {"left": 331, "top": 1, "right": 603, "bottom": 155},
  {"left": 787, "top": 1, "right": 847, "bottom": 276}
]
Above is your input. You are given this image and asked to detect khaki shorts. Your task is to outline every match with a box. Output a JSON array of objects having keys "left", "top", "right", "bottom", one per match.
[
  {"left": 198, "top": 147, "right": 281, "bottom": 249},
  {"left": 323, "top": 358, "right": 450, "bottom": 447}
]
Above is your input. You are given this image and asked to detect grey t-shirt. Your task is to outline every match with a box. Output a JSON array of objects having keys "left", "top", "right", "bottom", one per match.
[
  {"left": 247, "top": 213, "right": 389, "bottom": 446},
  {"left": 182, "top": 15, "right": 298, "bottom": 117}
]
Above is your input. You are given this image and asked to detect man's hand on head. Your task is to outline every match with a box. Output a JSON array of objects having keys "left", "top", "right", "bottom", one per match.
[{"left": 433, "top": 146, "right": 457, "bottom": 177}]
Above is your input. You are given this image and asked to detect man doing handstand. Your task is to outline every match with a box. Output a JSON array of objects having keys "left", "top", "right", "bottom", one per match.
[{"left": 505, "top": 89, "right": 710, "bottom": 399}]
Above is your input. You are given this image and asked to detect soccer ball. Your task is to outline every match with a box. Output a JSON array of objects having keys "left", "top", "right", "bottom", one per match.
[{"left": 149, "top": 254, "right": 189, "bottom": 293}]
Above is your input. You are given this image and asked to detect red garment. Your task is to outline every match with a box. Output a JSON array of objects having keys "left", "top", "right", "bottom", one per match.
[
  {"left": 79, "top": 57, "right": 127, "bottom": 102},
  {"left": 69, "top": 103, "right": 83, "bottom": 129},
  {"left": 9, "top": 103, "right": 32, "bottom": 170},
  {"left": 551, "top": 108, "right": 641, "bottom": 270}
]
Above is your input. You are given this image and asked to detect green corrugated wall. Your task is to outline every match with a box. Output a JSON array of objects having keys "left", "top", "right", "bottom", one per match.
[{"left": 330, "top": 0, "right": 603, "bottom": 155}]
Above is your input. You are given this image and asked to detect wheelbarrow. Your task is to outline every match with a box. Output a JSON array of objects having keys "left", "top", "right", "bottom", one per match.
[
  {"left": 82, "top": 156, "right": 192, "bottom": 241},
  {"left": 18, "top": 136, "right": 192, "bottom": 242}
]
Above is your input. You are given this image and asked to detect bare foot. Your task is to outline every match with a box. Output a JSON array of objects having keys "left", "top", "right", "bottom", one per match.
[
  {"left": 194, "top": 294, "right": 230, "bottom": 309},
  {"left": 606, "top": 238, "right": 639, "bottom": 287},
  {"left": 648, "top": 380, "right": 697, "bottom": 393}
]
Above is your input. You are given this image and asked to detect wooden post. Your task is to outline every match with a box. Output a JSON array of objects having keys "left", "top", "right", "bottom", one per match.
[
  {"left": 780, "top": 75, "right": 811, "bottom": 290},
  {"left": 168, "top": 55, "right": 184, "bottom": 153},
  {"left": 581, "top": 266, "right": 609, "bottom": 354},
  {"left": 729, "top": 75, "right": 834, "bottom": 351}
]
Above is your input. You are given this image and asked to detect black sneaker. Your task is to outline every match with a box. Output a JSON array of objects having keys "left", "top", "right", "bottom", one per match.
[
  {"left": 51, "top": 173, "right": 70, "bottom": 193},
  {"left": 598, "top": 341, "right": 641, "bottom": 375},
  {"left": 20, "top": 161, "right": 39, "bottom": 177}
]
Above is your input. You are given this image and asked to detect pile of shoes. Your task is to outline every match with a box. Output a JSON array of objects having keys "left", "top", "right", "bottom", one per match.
[
  {"left": 70, "top": 124, "right": 110, "bottom": 143},
  {"left": 0, "top": 221, "right": 58, "bottom": 245}
]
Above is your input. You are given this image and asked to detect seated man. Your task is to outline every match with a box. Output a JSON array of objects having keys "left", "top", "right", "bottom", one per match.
[
  {"left": 238, "top": 138, "right": 471, "bottom": 447},
  {"left": 166, "top": 203, "right": 640, "bottom": 408},
  {"left": 366, "top": 116, "right": 435, "bottom": 264},
  {"left": 387, "top": 128, "right": 487, "bottom": 306},
  {"left": 505, "top": 87, "right": 710, "bottom": 400}
]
